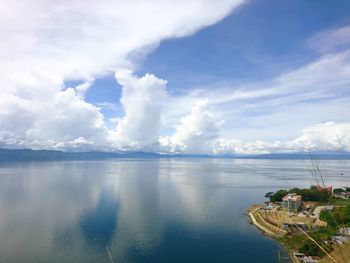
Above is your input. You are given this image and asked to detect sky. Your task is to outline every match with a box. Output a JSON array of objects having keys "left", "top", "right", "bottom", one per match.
[{"left": 1, "top": 0, "right": 350, "bottom": 154}]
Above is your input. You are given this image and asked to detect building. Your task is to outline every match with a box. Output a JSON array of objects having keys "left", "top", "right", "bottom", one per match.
[
  {"left": 282, "top": 193, "right": 302, "bottom": 213},
  {"left": 300, "top": 256, "right": 320, "bottom": 263},
  {"left": 340, "top": 191, "right": 350, "bottom": 199}
]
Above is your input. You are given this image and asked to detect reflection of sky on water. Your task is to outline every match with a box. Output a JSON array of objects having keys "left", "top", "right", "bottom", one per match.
[
  {"left": 79, "top": 191, "right": 119, "bottom": 248},
  {"left": 0, "top": 159, "right": 349, "bottom": 262}
]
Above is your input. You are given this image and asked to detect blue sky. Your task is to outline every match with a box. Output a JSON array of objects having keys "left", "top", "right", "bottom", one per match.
[
  {"left": 1, "top": 0, "right": 350, "bottom": 153},
  {"left": 83, "top": 0, "right": 350, "bottom": 142},
  {"left": 139, "top": 0, "right": 349, "bottom": 83},
  {"left": 87, "top": 0, "right": 350, "bottom": 99}
]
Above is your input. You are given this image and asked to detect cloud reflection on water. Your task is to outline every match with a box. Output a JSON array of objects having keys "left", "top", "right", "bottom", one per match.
[{"left": 0, "top": 159, "right": 349, "bottom": 262}]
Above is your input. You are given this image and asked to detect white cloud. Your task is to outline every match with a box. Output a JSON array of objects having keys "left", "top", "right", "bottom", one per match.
[
  {"left": 276, "top": 51, "right": 350, "bottom": 90},
  {"left": 1, "top": 1, "right": 350, "bottom": 155},
  {"left": 0, "top": 0, "right": 245, "bottom": 150},
  {"left": 213, "top": 139, "right": 282, "bottom": 155},
  {"left": 308, "top": 26, "right": 350, "bottom": 53},
  {"left": 212, "top": 122, "right": 350, "bottom": 155},
  {"left": 202, "top": 50, "right": 350, "bottom": 109},
  {"left": 109, "top": 71, "right": 167, "bottom": 151},
  {"left": 74, "top": 79, "right": 94, "bottom": 99},
  {"left": 287, "top": 122, "right": 350, "bottom": 152},
  {"left": 1, "top": 0, "right": 245, "bottom": 84},
  {"left": 160, "top": 100, "right": 221, "bottom": 153},
  {"left": 168, "top": 49, "right": 350, "bottom": 143},
  {"left": 0, "top": 85, "right": 107, "bottom": 150}
]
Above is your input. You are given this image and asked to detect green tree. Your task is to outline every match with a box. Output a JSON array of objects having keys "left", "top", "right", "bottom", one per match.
[
  {"left": 343, "top": 205, "right": 350, "bottom": 224},
  {"left": 320, "top": 206, "right": 350, "bottom": 227},
  {"left": 299, "top": 240, "right": 323, "bottom": 256},
  {"left": 333, "top": 188, "right": 345, "bottom": 195},
  {"left": 320, "top": 210, "right": 337, "bottom": 228},
  {"left": 264, "top": 192, "right": 274, "bottom": 199},
  {"left": 270, "top": 190, "right": 288, "bottom": 202}
]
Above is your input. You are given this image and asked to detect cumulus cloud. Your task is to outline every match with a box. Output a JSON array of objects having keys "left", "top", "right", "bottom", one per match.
[
  {"left": 109, "top": 71, "right": 167, "bottom": 151},
  {"left": 168, "top": 47, "right": 350, "bottom": 146},
  {"left": 1, "top": 1, "right": 350, "bottom": 155},
  {"left": 213, "top": 139, "right": 283, "bottom": 155},
  {"left": 287, "top": 122, "right": 350, "bottom": 152},
  {"left": 0, "top": 85, "right": 107, "bottom": 150},
  {"left": 212, "top": 122, "right": 350, "bottom": 155},
  {"left": 0, "top": 0, "right": 244, "bottom": 150},
  {"left": 75, "top": 79, "right": 94, "bottom": 99},
  {"left": 160, "top": 100, "right": 221, "bottom": 153}
]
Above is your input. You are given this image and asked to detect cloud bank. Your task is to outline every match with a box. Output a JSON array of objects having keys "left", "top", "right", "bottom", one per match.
[
  {"left": 0, "top": 1, "right": 349, "bottom": 155},
  {"left": 213, "top": 122, "right": 350, "bottom": 155},
  {"left": 0, "top": 0, "right": 244, "bottom": 151}
]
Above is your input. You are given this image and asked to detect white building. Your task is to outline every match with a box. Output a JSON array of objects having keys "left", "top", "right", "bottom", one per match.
[{"left": 282, "top": 193, "right": 302, "bottom": 213}]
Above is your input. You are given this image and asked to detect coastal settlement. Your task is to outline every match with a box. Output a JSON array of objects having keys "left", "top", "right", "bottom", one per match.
[{"left": 248, "top": 185, "right": 350, "bottom": 263}]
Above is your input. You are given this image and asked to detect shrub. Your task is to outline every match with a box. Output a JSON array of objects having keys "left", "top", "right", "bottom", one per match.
[
  {"left": 299, "top": 240, "right": 323, "bottom": 256},
  {"left": 333, "top": 188, "right": 345, "bottom": 195}
]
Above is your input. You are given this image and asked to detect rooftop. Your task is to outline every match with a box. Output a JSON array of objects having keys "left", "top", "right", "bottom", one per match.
[{"left": 282, "top": 193, "right": 302, "bottom": 201}]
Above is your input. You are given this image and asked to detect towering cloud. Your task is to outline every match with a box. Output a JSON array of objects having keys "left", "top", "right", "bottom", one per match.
[
  {"left": 110, "top": 71, "right": 167, "bottom": 151},
  {"left": 0, "top": 0, "right": 245, "bottom": 150},
  {"left": 1, "top": 1, "right": 349, "bottom": 155}
]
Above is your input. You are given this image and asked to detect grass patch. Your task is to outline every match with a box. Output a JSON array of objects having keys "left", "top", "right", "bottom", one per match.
[{"left": 330, "top": 198, "right": 350, "bottom": 206}]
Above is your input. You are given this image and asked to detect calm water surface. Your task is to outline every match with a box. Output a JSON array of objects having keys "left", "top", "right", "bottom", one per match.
[{"left": 0, "top": 158, "right": 349, "bottom": 263}]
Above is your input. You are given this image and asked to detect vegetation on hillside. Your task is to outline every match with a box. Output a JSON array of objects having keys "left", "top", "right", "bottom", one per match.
[
  {"left": 320, "top": 205, "right": 350, "bottom": 227},
  {"left": 266, "top": 186, "right": 332, "bottom": 203},
  {"left": 262, "top": 187, "right": 350, "bottom": 258}
]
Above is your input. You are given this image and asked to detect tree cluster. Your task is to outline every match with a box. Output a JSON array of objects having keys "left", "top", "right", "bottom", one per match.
[
  {"left": 266, "top": 186, "right": 331, "bottom": 203},
  {"left": 333, "top": 187, "right": 350, "bottom": 194},
  {"left": 320, "top": 205, "right": 350, "bottom": 228}
]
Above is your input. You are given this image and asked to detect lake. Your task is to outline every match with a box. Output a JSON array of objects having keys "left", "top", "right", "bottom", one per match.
[{"left": 0, "top": 158, "right": 349, "bottom": 263}]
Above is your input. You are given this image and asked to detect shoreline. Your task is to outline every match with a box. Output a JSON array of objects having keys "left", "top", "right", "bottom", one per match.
[
  {"left": 247, "top": 202, "right": 350, "bottom": 263},
  {"left": 247, "top": 205, "right": 296, "bottom": 262},
  {"left": 248, "top": 205, "right": 286, "bottom": 237},
  {"left": 247, "top": 185, "right": 350, "bottom": 263}
]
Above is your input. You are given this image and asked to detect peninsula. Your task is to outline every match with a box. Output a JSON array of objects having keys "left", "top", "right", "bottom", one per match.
[{"left": 248, "top": 186, "right": 350, "bottom": 263}]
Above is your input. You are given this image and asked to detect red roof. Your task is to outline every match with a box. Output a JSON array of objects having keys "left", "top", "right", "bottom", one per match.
[{"left": 316, "top": 185, "right": 332, "bottom": 194}]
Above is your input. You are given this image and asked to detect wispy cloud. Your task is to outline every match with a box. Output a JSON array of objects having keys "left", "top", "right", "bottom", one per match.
[
  {"left": 308, "top": 25, "right": 350, "bottom": 54},
  {"left": 157, "top": 36, "right": 350, "bottom": 153}
]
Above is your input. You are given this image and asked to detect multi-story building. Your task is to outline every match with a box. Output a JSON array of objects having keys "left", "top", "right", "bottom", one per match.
[{"left": 282, "top": 193, "right": 302, "bottom": 213}]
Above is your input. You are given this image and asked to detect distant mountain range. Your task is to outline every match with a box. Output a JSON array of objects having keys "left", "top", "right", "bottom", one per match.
[
  {"left": 0, "top": 148, "right": 350, "bottom": 161},
  {"left": 237, "top": 152, "right": 350, "bottom": 160},
  {"left": 0, "top": 148, "right": 161, "bottom": 161}
]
